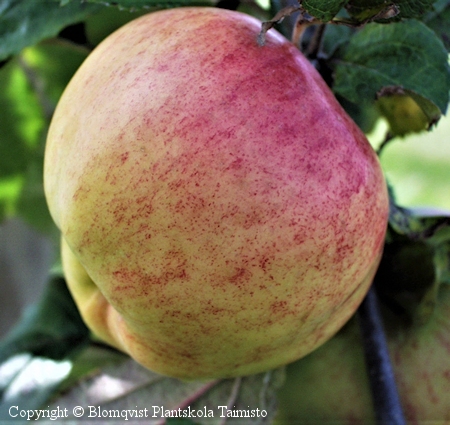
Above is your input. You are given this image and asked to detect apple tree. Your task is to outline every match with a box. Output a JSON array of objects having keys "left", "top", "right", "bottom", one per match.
[{"left": 0, "top": 0, "right": 449, "bottom": 423}]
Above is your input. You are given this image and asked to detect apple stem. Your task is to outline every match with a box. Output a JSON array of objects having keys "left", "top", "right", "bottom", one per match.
[
  {"left": 269, "top": 0, "right": 302, "bottom": 39},
  {"left": 358, "top": 285, "right": 406, "bottom": 425}
]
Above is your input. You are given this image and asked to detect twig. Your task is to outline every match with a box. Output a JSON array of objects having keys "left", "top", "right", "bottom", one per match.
[
  {"left": 377, "top": 132, "right": 395, "bottom": 155},
  {"left": 290, "top": 12, "right": 319, "bottom": 48},
  {"left": 219, "top": 377, "right": 242, "bottom": 425},
  {"left": 358, "top": 285, "right": 406, "bottom": 425},
  {"left": 155, "top": 379, "right": 220, "bottom": 425},
  {"left": 258, "top": 4, "right": 303, "bottom": 46},
  {"left": 270, "top": 0, "right": 302, "bottom": 38},
  {"left": 303, "top": 23, "right": 326, "bottom": 58}
]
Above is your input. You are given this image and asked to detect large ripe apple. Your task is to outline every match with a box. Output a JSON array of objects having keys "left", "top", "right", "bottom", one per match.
[{"left": 44, "top": 7, "right": 388, "bottom": 379}]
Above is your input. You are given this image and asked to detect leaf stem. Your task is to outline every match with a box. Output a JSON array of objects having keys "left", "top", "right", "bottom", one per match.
[
  {"left": 358, "top": 285, "right": 406, "bottom": 425},
  {"left": 155, "top": 379, "right": 220, "bottom": 425},
  {"left": 219, "top": 377, "right": 242, "bottom": 425},
  {"left": 376, "top": 132, "right": 395, "bottom": 155}
]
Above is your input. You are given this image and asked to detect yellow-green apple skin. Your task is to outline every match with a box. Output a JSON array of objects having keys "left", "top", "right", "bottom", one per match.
[
  {"left": 44, "top": 7, "right": 389, "bottom": 380},
  {"left": 275, "top": 285, "right": 450, "bottom": 425}
]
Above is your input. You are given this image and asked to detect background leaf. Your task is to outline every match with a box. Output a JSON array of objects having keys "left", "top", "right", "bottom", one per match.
[
  {"left": 0, "top": 0, "right": 101, "bottom": 61},
  {"left": 374, "top": 205, "right": 450, "bottom": 323},
  {"left": 302, "top": 0, "right": 349, "bottom": 22},
  {"left": 322, "top": 24, "right": 355, "bottom": 57},
  {"left": 84, "top": 6, "right": 149, "bottom": 46},
  {"left": 332, "top": 19, "right": 450, "bottom": 117},
  {"left": 63, "top": 0, "right": 216, "bottom": 11},
  {"left": 0, "top": 356, "right": 73, "bottom": 420},
  {"left": 0, "top": 58, "right": 42, "bottom": 180},
  {"left": 345, "top": 0, "right": 435, "bottom": 21},
  {"left": 0, "top": 275, "right": 89, "bottom": 365},
  {"left": 47, "top": 353, "right": 284, "bottom": 424},
  {"left": 0, "top": 274, "right": 90, "bottom": 420},
  {"left": 424, "top": 0, "right": 450, "bottom": 51},
  {"left": 0, "top": 39, "right": 88, "bottom": 234}
]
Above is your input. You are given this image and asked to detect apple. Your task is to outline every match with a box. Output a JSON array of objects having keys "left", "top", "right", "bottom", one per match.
[{"left": 43, "top": 7, "right": 388, "bottom": 379}]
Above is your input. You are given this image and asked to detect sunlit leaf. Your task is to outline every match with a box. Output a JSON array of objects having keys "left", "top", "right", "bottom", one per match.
[
  {"left": 0, "top": 357, "right": 72, "bottom": 420},
  {"left": 0, "top": 39, "right": 88, "bottom": 232}
]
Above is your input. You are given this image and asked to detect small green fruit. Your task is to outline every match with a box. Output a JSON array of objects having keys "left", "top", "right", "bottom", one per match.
[{"left": 377, "top": 94, "right": 429, "bottom": 136}]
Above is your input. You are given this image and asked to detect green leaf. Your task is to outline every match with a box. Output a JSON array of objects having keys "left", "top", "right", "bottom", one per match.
[
  {"left": 377, "top": 204, "right": 450, "bottom": 323},
  {"left": 0, "top": 39, "right": 88, "bottom": 232},
  {"left": 0, "top": 0, "right": 101, "bottom": 61},
  {"left": 54, "top": 344, "right": 128, "bottom": 396},
  {"left": 0, "top": 176, "right": 23, "bottom": 221},
  {"left": 84, "top": 5, "right": 149, "bottom": 46},
  {"left": 0, "top": 275, "right": 89, "bottom": 364},
  {"left": 333, "top": 19, "right": 450, "bottom": 117},
  {"left": 0, "top": 274, "right": 89, "bottom": 418},
  {"left": 64, "top": 0, "right": 215, "bottom": 11},
  {"left": 337, "top": 95, "right": 380, "bottom": 134},
  {"left": 375, "top": 238, "right": 438, "bottom": 322},
  {"left": 15, "top": 41, "right": 88, "bottom": 235},
  {"left": 388, "top": 202, "right": 450, "bottom": 243},
  {"left": 0, "top": 59, "right": 40, "bottom": 180},
  {"left": 322, "top": 24, "right": 355, "bottom": 57},
  {"left": 346, "top": 0, "right": 434, "bottom": 21},
  {"left": 424, "top": 0, "right": 450, "bottom": 51},
  {"left": 302, "top": 0, "right": 349, "bottom": 21}
]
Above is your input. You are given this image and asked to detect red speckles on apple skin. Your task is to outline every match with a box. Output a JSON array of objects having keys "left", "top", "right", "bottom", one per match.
[
  {"left": 227, "top": 268, "right": 253, "bottom": 287},
  {"left": 119, "top": 151, "right": 129, "bottom": 164}
]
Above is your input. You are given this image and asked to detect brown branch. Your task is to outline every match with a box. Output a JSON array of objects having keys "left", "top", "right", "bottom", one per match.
[{"left": 219, "top": 377, "right": 242, "bottom": 425}]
